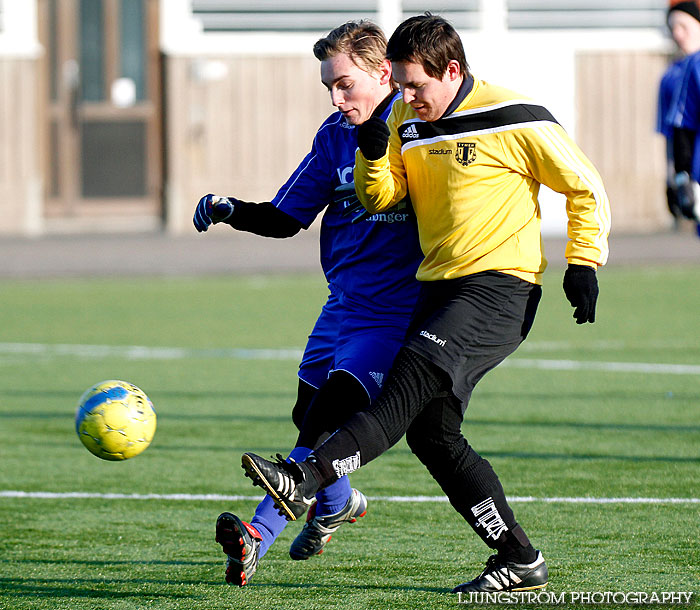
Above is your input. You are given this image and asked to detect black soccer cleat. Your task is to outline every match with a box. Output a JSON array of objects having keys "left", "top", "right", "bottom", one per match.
[
  {"left": 215, "top": 512, "right": 262, "bottom": 587},
  {"left": 241, "top": 452, "right": 316, "bottom": 521},
  {"left": 451, "top": 550, "right": 548, "bottom": 593}
]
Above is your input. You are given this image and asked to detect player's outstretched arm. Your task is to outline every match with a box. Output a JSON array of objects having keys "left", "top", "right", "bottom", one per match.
[{"left": 193, "top": 194, "right": 303, "bottom": 238}]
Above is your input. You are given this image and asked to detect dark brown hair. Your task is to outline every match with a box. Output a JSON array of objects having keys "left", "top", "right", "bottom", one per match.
[{"left": 386, "top": 13, "right": 469, "bottom": 78}]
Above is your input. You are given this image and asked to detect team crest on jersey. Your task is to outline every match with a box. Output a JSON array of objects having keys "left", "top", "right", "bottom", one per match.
[{"left": 456, "top": 142, "right": 477, "bottom": 166}]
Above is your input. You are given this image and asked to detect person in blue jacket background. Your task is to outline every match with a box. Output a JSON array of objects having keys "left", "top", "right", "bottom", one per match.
[{"left": 658, "top": 1, "right": 700, "bottom": 230}]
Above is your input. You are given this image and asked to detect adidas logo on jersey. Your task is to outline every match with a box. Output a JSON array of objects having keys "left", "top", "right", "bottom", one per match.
[
  {"left": 369, "top": 371, "right": 384, "bottom": 388},
  {"left": 402, "top": 124, "right": 419, "bottom": 139}
]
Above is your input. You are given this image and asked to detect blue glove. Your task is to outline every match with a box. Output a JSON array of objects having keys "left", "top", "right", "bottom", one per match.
[
  {"left": 193, "top": 194, "right": 235, "bottom": 232},
  {"left": 335, "top": 182, "right": 370, "bottom": 224}
]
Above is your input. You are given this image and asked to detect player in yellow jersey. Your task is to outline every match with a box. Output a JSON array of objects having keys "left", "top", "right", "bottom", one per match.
[{"left": 240, "top": 13, "right": 611, "bottom": 594}]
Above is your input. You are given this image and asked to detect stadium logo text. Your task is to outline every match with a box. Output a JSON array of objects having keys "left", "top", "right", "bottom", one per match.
[{"left": 420, "top": 330, "right": 447, "bottom": 347}]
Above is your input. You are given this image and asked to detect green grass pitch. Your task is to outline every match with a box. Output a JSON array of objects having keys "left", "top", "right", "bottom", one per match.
[{"left": 0, "top": 267, "right": 699, "bottom": 609}]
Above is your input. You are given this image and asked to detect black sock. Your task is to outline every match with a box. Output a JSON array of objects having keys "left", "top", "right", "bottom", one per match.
[
  {"left": 303, "top": 411, "right": 381, "bottom": 486},
  {"left": 303, "top": 452, "right": 339, "bottom": 487},
  {"left": 452, "top": 456, "right": 536, "bottom": 563}
]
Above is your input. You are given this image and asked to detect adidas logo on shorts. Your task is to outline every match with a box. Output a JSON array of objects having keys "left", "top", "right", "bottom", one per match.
[{"left": 369, "top": 371, "right": 384, "bottom": 388}]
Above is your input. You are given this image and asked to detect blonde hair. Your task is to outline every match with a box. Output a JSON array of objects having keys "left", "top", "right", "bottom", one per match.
[{"left": 313, "top": 20, "right": 388, "bottom": 74}]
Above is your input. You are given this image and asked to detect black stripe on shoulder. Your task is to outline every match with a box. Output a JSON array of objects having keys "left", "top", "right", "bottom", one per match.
[{"left": 398, "top": 104, "right": 558, "bottom": 146}]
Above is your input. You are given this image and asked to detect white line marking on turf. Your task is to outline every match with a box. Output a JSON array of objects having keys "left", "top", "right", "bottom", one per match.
[
  {"left": 1, "top": 491, "right": 698, "bottom": 504},
  {"left": 499, "top": 358, "right": 700, "bottom": 376},
  {"left": 0, "top": 342, "right": 304, "bottom": 361},
  {"left": 0, "top": 342, "right": 698, "bottom": 375}
]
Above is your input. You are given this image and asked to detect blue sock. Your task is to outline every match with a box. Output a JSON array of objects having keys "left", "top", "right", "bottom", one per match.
[
  {"left": 314, "top": 475, "right": 352, "bottom": 516},
  {"left": 250, "top": 446, "right": 312, "bottom": 558}
]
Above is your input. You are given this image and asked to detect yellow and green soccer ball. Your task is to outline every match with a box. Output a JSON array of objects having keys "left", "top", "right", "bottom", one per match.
[{"left": 75, "top": 380, "right": 156, "bottom": 461}]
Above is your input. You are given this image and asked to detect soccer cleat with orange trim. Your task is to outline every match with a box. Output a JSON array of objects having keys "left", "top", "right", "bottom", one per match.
[
  {"left": 289, "top": 488, "right": 368, "bottom": 560},
  {"left": 215, "top": 512, "right": 262, "bottom": 586}
]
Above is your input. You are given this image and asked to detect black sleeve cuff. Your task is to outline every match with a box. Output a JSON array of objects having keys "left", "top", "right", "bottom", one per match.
[{"left": 228, "top": 200, "right": 303, "bottom": 238}]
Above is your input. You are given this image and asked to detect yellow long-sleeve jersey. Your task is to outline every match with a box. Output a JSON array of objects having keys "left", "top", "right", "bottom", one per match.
[{"left": 354, "top": 77, "right": 611, "bottom": 284}]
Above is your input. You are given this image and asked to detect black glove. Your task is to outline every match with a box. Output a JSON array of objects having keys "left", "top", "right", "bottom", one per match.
[
  {"left": 356, "top": 116, "right": 390, "bottom": 161},
  {"left": 563, "top": 264, "right": 599, "bottom": 324}
]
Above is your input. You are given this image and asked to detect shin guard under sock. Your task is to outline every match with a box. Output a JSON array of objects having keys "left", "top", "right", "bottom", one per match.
[{"left": 497, "top": 524, "right": 537, "bottom": 564}]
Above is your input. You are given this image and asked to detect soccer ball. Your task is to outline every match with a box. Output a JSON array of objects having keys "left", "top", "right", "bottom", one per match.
[{"left": 75, "top": 380, "right": 156, "bottom": 461}]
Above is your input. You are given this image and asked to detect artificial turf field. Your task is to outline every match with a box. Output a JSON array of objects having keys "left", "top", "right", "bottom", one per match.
[{"left": 0, "top": 266, "right": 698, "bottom": 609}]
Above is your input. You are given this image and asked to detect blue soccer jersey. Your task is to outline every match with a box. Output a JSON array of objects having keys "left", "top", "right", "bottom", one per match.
[
  {"left": 658, "top": 57, "right": 687, "bottom": 140},
  {"left": 271, "top": 92, "right": 423, "bottom": 313},
  {"left": 670, "top": 51, "right": 700, "bottom": 181}
]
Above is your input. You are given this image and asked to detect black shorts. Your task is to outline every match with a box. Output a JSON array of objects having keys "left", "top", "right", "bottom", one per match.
[{"left": 404, "top": 271, "right": 541, "bottom": 406}]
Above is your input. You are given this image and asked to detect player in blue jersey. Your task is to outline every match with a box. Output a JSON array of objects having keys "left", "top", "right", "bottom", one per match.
[
  {"left": 663, "top": 1, "right": 700, "bottom": 234},
  {"left": 193, "top": 21, "right": 423, "bottom": 586}
]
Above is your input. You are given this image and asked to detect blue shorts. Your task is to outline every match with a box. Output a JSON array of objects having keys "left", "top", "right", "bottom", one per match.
[{"left": 298, "top": 292, "right": 412, "bottom": 401}]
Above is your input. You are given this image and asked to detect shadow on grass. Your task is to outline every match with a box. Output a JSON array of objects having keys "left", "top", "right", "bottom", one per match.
[
  {"left": 0, "top": 576, "right": 200, "bottom": 601},
  {"left": 0, "top": 387, "right": 293, "bottom": 410},
  {"left": 0, "top": 411, "right": 292, "bottom": 424},
  {"left": 2, "top": 558, "right": 214, "bottom": 567},
  {"left": 4, "top": 409, "right": 700, "bottom": 434},
  {"left": 29, "top": 438, "right": 699, "bottom": 462},
  {"left": 383, "top": 444, "right": 700, "bottom": 464},
  {"left": 481, "top": 450, "right": 700, "bottom": 463},
  {"left": 153, "top": 446, "right": 700, "bottom": 462},
  {"left": 465, "top": 416, "right": 700, "bottom": 434},
  {"left": 0, "top": 574, "right": 448, "bottom": 600},
  {"left": 249, "top": 581, "right": 449, "bottom": 594}
]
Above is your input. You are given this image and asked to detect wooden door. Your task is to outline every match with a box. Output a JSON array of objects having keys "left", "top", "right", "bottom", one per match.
[{"left": 38, "top": 0, "right": 161, "bottom": 225}]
